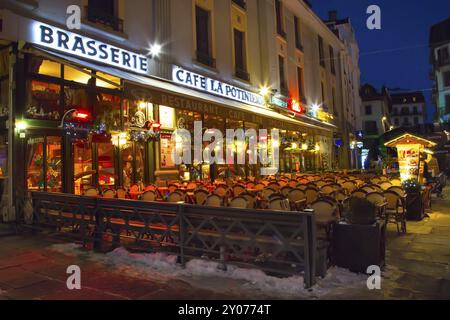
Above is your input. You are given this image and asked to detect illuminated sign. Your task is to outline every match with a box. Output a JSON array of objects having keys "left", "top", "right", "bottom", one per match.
[
  {"left": 172, "top": 66, "right": 264, "bottom": 107},
  {"left": 32, "top": 22, "right": 148, "bottom": 74},
  {"left": 289, "top": 100, "right": 305, "bottom": 115},
  {"left": 271, "top": 95, "right": 288, "bottom": 109}
]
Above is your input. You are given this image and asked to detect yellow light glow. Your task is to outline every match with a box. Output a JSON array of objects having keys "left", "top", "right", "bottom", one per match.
[
  {"left": 16, "top": 121, "right": 28, "bottom": 131},
  {"left": 259, "top": 87, "right": 270, "bottom": 97},
  {"left": 315, "top": 144, "right": 321, "bottom": 152},
  {"left": 292, "top": 143, "right": 298, "bottom": 150},
  {"left": 139, "top": 101, "right": 147, "bottom": 110}
]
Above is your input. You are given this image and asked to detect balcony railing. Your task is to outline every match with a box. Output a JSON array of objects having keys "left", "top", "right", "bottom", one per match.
[
  {"left": 235, "top": 67, "right": 250, "bottom": 82},
  {"left": 85, "top": 6, "right": 123, "bottom": 33},
  {"left": 196, "top": 51, "right": 216, "bottom": 69}
]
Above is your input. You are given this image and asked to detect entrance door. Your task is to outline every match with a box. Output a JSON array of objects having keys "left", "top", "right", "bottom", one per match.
[{"left": 27, "top": 136, "right": 62, "bottom": 192}]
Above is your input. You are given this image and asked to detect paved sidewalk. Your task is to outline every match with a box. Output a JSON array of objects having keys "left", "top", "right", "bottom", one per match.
[{"left": 0, "top": 188, "right": 450, "bottom": 300}]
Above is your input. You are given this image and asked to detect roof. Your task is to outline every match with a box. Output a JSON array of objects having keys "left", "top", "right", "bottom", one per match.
[
  {"left": 430, "top": 18, "right": 450, "bottom": 46},
  {"left": 385, "top": 133, "right": 437, "bottom": 148}
]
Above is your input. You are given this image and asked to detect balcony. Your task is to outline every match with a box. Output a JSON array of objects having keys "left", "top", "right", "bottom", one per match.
[
  {"left": 85, "top": 6, "right": 123, "bottom": 33},
  {"left": 196, "top": 51, "right": 216, "bottom": 69},
  {"left": 235, "top": 67, "right": 250, "bottom": 82}
]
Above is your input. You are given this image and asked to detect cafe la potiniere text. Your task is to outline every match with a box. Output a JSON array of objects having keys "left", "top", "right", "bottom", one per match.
[{"left": 34, "top": 23, "right": 148, "bottom": 74}]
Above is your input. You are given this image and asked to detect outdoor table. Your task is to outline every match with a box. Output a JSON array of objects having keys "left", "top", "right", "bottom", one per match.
[{"left": 129, "top": 191, "right": 143, "bottom": 200}]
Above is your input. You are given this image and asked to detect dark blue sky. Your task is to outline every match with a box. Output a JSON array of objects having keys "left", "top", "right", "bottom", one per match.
[{"left": 311, "top": 0, "right": 450, "bottom": 122}]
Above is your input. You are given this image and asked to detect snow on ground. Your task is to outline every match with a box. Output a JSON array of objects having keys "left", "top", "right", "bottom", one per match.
[{"left": 49, "top": 244, "right": 368, "bottom": 299}]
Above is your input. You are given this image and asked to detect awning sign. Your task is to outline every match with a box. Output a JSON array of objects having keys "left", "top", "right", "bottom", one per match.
[
  {"left": 31, "top": 22, "right": 149, "bottom": 74},
  {"left": 172, "top": 66, "right": 265, "bottom": 107}
]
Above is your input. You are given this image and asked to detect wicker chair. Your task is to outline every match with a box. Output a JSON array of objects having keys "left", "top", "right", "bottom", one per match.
[
  {"left": 229, "top": 196, "right": 248, "bottom": 209},
  {"left": 351, "top": 189, "right": 368, "bottom": 199},
  {"left": 205, "top": 194, "right": 223, "bottom": 207},
  {"left": 269, "top": 198, "right": 291, "bottom": 211},
  {"left": 280, "top": 186, "right": 292, "bottom": 198},
  {"left": 83, "top": 188, "right": 99, "bottom": 197},
  {"left": 380, "top": 182, "right": 393, "bottom": 191},
  {"left": 141, "top": 190, "right": 157, "bottom": 202},
  {"left": 233, "top": 184, "right": 246, "bottom": 197},
  {"left": 305, "top": 188, "right": 319, "bottom": 205},
  {"left": 116, "top": 188, "right": 128, "bottom": 199},
  {"left": 167, "top": 192, "right": 185, "bottom": 203},
  {"left": 240, "top": 192, "right": 256, "bottom": 209},
  {"left": 193, "top": 189, "right": 210, "bottom": 205},
  {"left": 260, "top": 188, "right": 276, "bottom": 200},
  {"left": 102, "top": 189, "right": 116, "bottom": 199},
  {"left": 384, "top": 191, "right": 407, "bottom": 234}
]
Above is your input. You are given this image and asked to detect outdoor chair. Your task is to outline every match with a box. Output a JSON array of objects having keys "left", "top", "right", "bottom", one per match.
[
  {"left": 116, "top": 188, "right": 128, "bottom": 199},
  {"left": 380, "top": 182, "right": 393, "bottom": 191},
  {"left": 269, "top": 198, "right": 291, "bottom": 211},
  {"left": 280, "top": 186, "right": 292, "bottom": 198},
  {"left": 240, "top": 192, "right": 257, "bottom": 209},
  {"left": 130, "top": 184, "right": 140, "bottom": 193},
  {"left": 387, "top": 186, "right": 405, "bottom": 197},
  {"left": 288, "top": 180, "right": 298, "bottom": 188},
  {"left": 260, "top": 187, "right": 277, "bottom": 200},
  {"left": 343, "top": 181, "right": 356, "bottom": 194},
  {"left": 384, "top": 190, "right": 407, "bottom": 234},
  {"left": 193, "top": 189, "right": 210, "bottom": 205},
  {"left": 321, "top": 185, "right": 336, "bottom": 196},
  {"left": 316, "top": 181, "right": 328, "bottom": 188},
  {"left": 167, "top": 191, "right": 185, "bottom": 203},
  {"left": 351, "top": 189, "right": 367, "bottom": 199},
  {"left": 390, "top": 179, "right": 402, "bottom": 187},
  {"left": 228, "top": 196, "right": 248, "bottom": 209},
  {"left": 233, "top": 184, "right": 246, "bottom": 197},
  {"left": 305, "top": 188, "right": 319, "bottom": 205},
  {"left": 144, "top": 184, "right": 157, "bottom": 192},
  {"left": 141, "top": 190, "right": 157, "bottom": 202},
  {"left": 214, "top": 184, "right": 230, "bottom": 197},
  {"left": 246, "top": 182, "right": 255, "bottom": 189},
  {"left": 83, "top": 188, "right": 99, "bottom": 197},
  {"left": 102, "top": 189, "right": 116, "bottom": 199},
  {"left": 204, "top": 194, "right": 223, "bottom": 207},
  {"left": 267, "top": 182, "right": 281, "bottom": 191},
  {"left": 366, "top": 192, "right": 387, "bottom": 219}
]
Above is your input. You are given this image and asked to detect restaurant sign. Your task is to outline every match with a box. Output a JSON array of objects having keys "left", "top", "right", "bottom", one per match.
[
  {"left": 31, "top": 22, "right": 149, "bottom": 74},
  {"left": 172, "top": 66, "right": 265, "bottom": 107}
]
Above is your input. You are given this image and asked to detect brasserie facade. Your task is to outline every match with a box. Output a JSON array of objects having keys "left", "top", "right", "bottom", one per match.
[{"left": 0, "top": 7, "right": 339, "bottom": 221}]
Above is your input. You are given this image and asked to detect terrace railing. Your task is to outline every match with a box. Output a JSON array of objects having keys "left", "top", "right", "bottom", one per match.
[{"left": 31, "top": 192, "right": 319, "bottom": 288}]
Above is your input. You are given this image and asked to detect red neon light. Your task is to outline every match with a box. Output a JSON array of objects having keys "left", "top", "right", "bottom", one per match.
[
  {"left": 288, "top": 99, "right": 305, "bottom": 114},
  {"left": 74, "top": 111, "right": 89, "bottom": 119}
]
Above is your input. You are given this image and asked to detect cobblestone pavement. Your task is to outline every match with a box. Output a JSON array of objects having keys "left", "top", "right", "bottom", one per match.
[{"left": 0, "top": 188, "right": 450, "bottom": 300}]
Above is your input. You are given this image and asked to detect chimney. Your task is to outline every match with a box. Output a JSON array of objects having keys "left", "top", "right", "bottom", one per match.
[{"left": 328, "top": 10, "right": 338, "bottom": 21}]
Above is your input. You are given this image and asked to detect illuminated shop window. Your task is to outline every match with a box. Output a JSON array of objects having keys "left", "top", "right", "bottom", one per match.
[
  {"left": 73, "top": 142, "right": 93, "bottom": 195},
  {"left": 97, "top": 142, "right": 116, "bottom": 187},
  {"left": 96, "top": 72, "right": 121, "bottom": 89},
  {"left": 27, "top": 137, "right": 45, "bottom": 191},
  {"left": 29, "top": 57, "right": 62, "bottom": 78},
  {"left": 64, "top": 65, "right": 92, "bottom": 84},
  {"left": 159, "top": 105, "right": 175, "bottom": 130},
  {"left": 26, "top": 80, "right": 61, "bottom": 120},
  {"left": 46, "top": 136, "right": 62, "bottom": 192}
]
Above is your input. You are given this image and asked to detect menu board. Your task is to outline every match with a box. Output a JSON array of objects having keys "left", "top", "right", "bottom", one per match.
[
  {"left": 397, "top": 144, "right": 420, "bottom": 182},
  {"left": 160, "top": 133, "right": 175, "bottom": 169}
]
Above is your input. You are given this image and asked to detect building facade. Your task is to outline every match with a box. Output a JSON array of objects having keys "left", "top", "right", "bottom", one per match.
[
  {"left": 359, "top": 84, "right": 392, "bottom": 167},
  {"left": 0, "top": 0, "right": 358, "bottom": 221},
  {"left": 390, "top": 92, "right": 427, "bottom": 130},
  {"left": 430, "top": 18, "right": 450, "bottom": 125},
  {"left": 324, "top": 10, "right": 362, "bottom": 169}
]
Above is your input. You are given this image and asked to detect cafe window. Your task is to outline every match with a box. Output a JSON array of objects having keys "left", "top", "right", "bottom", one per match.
[
  {"left": 278, "top": 55, "right": 287, "bottom": 95},
  {"left": 96, "top": 71, "right": 121, "bottom": 89},
  {"left": 124, "top": 100, "right": 154, "bottom": 128},
  {"left": 97, "top": 142, "right": 116, "bottom": 187},
  {"left": 64, "top": 65, "right": 92, "bottom": 84},
  {"left": 28, "top": 56, "right": 62, "bottom": 78},
  {"left": 27, "top": 136, "right": 62, "bottom": 192},
  {"left": 318, "top": 36, "right": 325, "bottom": 67},
  {"left": 73, "top": 141, "right": 93, "bottom": 195},
  {"left": 121, "top": 142, "right": 145, "bottom": 189},
  {"left": 26, "top": 80, "right": 62, "bottom": 120},
  {"left": 95, "top": 93, "right": 122, "bottom": 131}
]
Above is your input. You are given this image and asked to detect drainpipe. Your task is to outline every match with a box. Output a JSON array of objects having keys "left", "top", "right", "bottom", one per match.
[{"left": 5, "top": 46, "right": 15, "bottom": 222}]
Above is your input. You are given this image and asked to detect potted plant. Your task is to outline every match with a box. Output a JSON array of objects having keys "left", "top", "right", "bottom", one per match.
[
  {"left": 402, "top": 179, "right": 425, "bottom": 221},
  {"left": 333, "top": 198, "right": 386, "bottom": 273}
]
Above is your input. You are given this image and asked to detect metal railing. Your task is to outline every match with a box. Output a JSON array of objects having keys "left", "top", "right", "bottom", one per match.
[{"left": 31, "top": 192, "right": 319, "bottom": 288}]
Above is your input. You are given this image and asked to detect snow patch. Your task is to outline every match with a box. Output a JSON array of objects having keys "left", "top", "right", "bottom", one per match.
[{"left": 49, "top": 244, "right": 368, "bottom": 298}]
